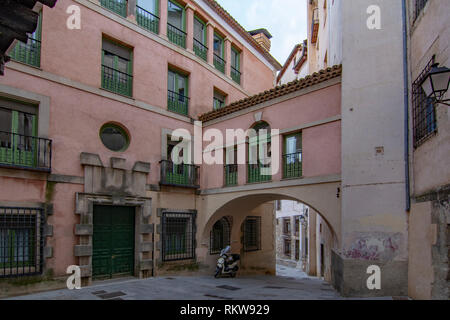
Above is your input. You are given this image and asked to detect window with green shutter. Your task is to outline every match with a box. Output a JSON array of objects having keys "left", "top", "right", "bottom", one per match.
[
  {"left": 137, "top": 0, "right": 160, "bottom": 34},
  {"left": 231, "top": 47, "right": 241, "bottom": 84},
  {"left": 168, "top": 69, "right": 189, "bottom": 116},
  {"left": 0, "top": 106, "right": 37, "bottom": 168},
  {"left": 9, "top": 11, "right": 42, "bottom": 68},
  {"left": 167, "top": 0, "right": 186, "bottom": 48},
  {"left": 213, "top": 33, "right": 225, "bottom": 73},
  {"left": 193, "top": 17, "right": 207, "bottom": 61},
  {"left": 283, "top": 132, "right": 302, "bottom": 178},
  {"left": 101, "top": 39, "right": 133, "bottom": 97},
  {"left": 213, "top": 90, "right": 226, "bottom": 110}
]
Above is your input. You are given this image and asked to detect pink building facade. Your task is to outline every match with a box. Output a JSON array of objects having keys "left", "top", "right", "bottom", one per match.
[{"left": 0, "top": 0, "right": 344, "bottom": 293}]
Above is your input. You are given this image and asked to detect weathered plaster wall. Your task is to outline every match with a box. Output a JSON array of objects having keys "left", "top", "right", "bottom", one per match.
[{"left": 340, "top": 0, "right": 408, "bottom": 296}]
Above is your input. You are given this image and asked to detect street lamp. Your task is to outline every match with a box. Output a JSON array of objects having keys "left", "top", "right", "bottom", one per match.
[{"left": 420, "top": 63, "right": 450, "bottom": 106}]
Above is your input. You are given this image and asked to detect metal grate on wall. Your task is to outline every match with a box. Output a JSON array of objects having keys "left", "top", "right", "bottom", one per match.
[
  {"left": 412, "top": 55, "right": 437, "bottom": 148},
  {"left": 0, "top": 207, "right": 44, "bottom": 278},
  {"left": 414, "top": 0, "right": 429, "bottom": 21},
  {"left": 243, "top": 216, "right": 261, "bottom": 252},
  {"left": 161, "top": 212, "right": 196, "bottom": 262},
  {"left": 210, "top": 217, "right": 231, "bottom": 255}
]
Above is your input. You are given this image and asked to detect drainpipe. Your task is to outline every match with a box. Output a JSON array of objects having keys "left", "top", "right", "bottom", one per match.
[{"left": 402, "top": 0, "right": 411, "bottom": 212}]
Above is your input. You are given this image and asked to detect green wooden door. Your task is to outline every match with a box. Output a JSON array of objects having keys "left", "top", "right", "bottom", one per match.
[{"left": 92, "top": 206, "right": 135, "bottom": 279}]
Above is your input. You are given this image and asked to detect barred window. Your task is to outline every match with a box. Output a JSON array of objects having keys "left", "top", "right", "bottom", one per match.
[
  {"left": 414, "top": 0, "right": 429, "bottom": 21},
  {"left": 161, "top": 212, "right": 196, "bottom": 262},
  {"left": 413, "top": 56, "right": 437, "bottom": 148},
  {"left": 0, "top": 207, "right": 44, "bottom": 278},
  {"left": 210, "top": 217, "right": 231, "bottom": 255},
  {"left": 243, "top": 216, "right": 261, "bottom": 252},
  {"left": 295, "top": 240, "right": 300, "bottom": 260},
  {"left": 283, "top": 238, "right": 291, "bottom": 256}
]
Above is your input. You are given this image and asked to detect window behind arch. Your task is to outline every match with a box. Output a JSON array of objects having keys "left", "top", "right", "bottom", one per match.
[{"left": 210, "top": 217, "right": 231, "bottom": 254}]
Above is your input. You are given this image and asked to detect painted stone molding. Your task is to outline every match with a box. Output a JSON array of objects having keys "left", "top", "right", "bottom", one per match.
[
  {"left": 74, "top": 153, "right": 153, "bottom": 284},
  {"left": 80, "top": 152, "right": 151, "bottom": 198}
]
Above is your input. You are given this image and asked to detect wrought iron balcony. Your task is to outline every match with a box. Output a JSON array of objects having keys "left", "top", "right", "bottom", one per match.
[
  {"left": 231, "top": 66, "right": 241, "bottom": 85},
  {"left": 283, "top": 151, "right": 302, "bottom": 179},
  {"left": 136, "top": 5, "right": 159, "bottom": 34},
  {"left": 100, "top": 0, "right": 127, "bottom": 17},
  {"left": 193, "top": 39, "right": 208, "bottom": 62},
  {"left": 101, "top": 65, "right": 133, "bottom": 97},
  {"left": 159, "top": 160, "right": 199, "bottom": 188},
  {"left": 247, "top": 161, "right": 271, "bottom": 183},
  {"left": 168, "top": 90, "right": 189, "bottom": 116},
  {"left": 213, "top": 54, "right": 225, "bottom": 74},
  {"left": 224, "top": 164, "right": 238, "bottom": 186},
  {"left": 9, "top": 37, "right": 41, "bottom": 68},
  {"left": 167, "top": 23, "right": 186, "bottom": 48},
  {"left": 0, "top": 131, "right": 52, "bottom": 172}
]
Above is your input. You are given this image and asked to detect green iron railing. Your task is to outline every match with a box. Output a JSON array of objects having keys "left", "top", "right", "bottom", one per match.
[
  {"left": 136, "top": 5, "right": 159, "bottom": 34},
  {"left": 160, "top": 160, "right": 199, "bottom": 188},
  {"left": 0, "top": 131, "right": 52, "bottom": 172},
  {"left": 194, "top": 39, "right": 207, "bottom": 62},
  {"left": 224, "top": 164, "right": 238, "bottom": 186},
  {"left": 100, "top": 0, "right": 127, "bottom": 17},
  {"left": 231, "top": 66, "right": 241, "bottom": 85},
  {"left": 247, "top": 162, "right": 271, "bottom": 183},
  {"left": 9, "top": 37, "right": 41, "bottom": 68},
  {"left": 102, "top": 65, "right": 133, "bottom": 97},
  {"left": 167, "top": 23, "right": 186, "bottom": 48},
  {"left": 213, "top": 53, "right": 225, "bottom": 74},
  {"left": 283, "top": 152, "right": 302, "bottom": 179},
  {"left": 168, "top": 90, "right": 189, "bottom": 116}
]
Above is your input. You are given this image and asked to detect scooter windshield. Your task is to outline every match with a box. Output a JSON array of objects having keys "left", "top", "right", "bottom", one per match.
[{"left": 220, "top": 246, "right": 231, "bottom": 256}]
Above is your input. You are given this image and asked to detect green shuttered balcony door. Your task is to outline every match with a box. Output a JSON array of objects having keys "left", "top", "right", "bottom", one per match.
[{"left": 0, "top": 110, "right": 37, "bottom": 168}]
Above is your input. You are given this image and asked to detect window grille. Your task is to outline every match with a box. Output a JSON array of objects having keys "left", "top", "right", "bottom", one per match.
[
  {"left": 210, "top": 217, "right": 231, "bottom": 255},
  {"left": 414, "top": 0, "right": 429, "bottom": 21},
  {"left": 161, "top": 212, "right": 195, "bottom": 261},
  {"left": 243, "top": 216, "right": 261, "bottom": 252},
  {"left": 0, "top": 207, "right": 44, "bottom": 278},
  {"left": 412, "top": 56, "right": 437, "bottom": 148}
]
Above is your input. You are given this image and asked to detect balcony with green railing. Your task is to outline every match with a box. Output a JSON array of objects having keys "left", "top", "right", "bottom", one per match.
[
  {"left": 247, "top": 162, "right": 271, "bottom": 183},
  {"left": 9, "top": 37, "right": 41, "bottom": 68},
  {"left": 160, "top": 160, "right": 199, "bottom": 188},
  {"left": 101, "top": 65, "right": 133, "bottom": 97},
  {"left": 167, "top": 23, "right": 187, "bottom": 48},
  {"left": 231, "top": 66, "right": 241, "bottom": 85},
  {"left": 136, "top": 5, "right": 159, "bottom": 34},
  {"left": 213, "top": 54, "right": 225, "bottom": 74},
  {"left": 168, "top": 90, "right": 189, "bottom": 116},
  {"left": 283, "top": 151, "right": 302, "bottom": 179},
  {"left": 224, "top": 164, "right": 238, "bottom": 186},
  {"left": 0, "top": 131, "right": 52, "bottom": 172},
  {"left": 100, "top": 0, "right": 127, "bottom": 17},
  {"left": 194, "top": 39, "right": 208, "bottom": 62}
]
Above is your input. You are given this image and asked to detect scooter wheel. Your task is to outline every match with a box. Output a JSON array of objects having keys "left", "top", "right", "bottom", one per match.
[{"left": 214, "top": 268, "right": 221, "bottom": 278}]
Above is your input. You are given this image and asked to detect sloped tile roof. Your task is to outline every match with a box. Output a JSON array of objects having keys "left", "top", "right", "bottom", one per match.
[{"left": 199, "top": 65, "right": 342, "bottom": 122}]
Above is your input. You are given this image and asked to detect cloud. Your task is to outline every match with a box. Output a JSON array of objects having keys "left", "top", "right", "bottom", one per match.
[{"left": 215, "top": 0, "right": 307, "bottom": 64}]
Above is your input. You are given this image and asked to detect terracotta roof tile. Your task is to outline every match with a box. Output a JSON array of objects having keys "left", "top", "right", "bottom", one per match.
[{"left": 199, "top": 65, "right": 342, "bottom": 122}]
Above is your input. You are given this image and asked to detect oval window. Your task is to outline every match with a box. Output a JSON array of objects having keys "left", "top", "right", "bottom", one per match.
[{"left": 100, "top": 123, "right": 129, "bottom": 152}]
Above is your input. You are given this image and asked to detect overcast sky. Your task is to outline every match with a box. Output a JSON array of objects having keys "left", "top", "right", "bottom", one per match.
[{"left": 215, "top": 0, "right": 307, "bottom": 65}]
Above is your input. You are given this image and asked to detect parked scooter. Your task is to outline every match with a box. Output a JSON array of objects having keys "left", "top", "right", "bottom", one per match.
[{"left": 214, "top": 246, "right": 240, "bottom": 278}]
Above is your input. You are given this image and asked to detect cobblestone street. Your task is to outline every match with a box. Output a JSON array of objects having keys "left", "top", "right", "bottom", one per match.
[{"left": 4, "top": 265, "right": 394, "bottom": 300}]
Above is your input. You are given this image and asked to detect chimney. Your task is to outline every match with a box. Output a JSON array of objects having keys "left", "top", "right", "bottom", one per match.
[{"left": 248, "top": 29, "right": 273, "bottom": 52}]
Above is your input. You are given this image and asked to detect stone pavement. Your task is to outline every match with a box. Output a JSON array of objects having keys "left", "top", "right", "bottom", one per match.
[{"left": 4, "top": 265, "right": 391, "bottom": 300}]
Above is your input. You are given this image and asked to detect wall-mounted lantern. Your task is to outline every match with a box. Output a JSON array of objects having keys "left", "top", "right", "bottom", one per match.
[{"left": 421, "top": 63, "right": 450, "bottom": 106}]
